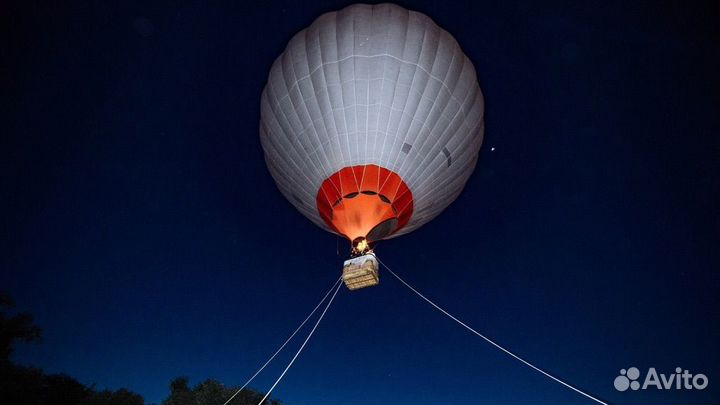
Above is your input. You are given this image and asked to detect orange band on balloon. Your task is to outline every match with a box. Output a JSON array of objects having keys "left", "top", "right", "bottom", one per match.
[{"left": 316, "top": 165, "right": 413, "bottom": 241}]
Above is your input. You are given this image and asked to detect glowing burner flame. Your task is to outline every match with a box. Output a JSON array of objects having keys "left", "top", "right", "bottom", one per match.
[
  {"left": 356, "top": 238, "right": 369, "bottom": 253},
  {"left": 351, "top": 237, "right": 371, "bottom": 257}
]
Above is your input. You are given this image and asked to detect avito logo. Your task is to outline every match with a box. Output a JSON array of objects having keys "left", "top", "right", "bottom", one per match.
[{"left": 614, "top": 367, "right": 708, "bottom": 391}]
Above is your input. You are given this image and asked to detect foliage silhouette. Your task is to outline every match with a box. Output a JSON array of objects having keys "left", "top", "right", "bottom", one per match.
[
  {"left": 0, "top": 292, "right": 144, "bottom": 404},
  {"left": 0, "top": 293, "right": 283, "bottom": 405},
  {"left": 162, "top": 376, "right": 283, "bottom": 405},
  {"left": 0, "top": 292, "right": 41, "bottom": 364}
]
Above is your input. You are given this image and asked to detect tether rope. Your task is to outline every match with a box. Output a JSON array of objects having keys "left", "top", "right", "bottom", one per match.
[
  {"left": 255, "top": 279, "right": 343, "bottom": 405},
  {"left": 377, "top": 257, "right": 608, "bottom": 405},
  {"left": 222, "top": 276, "right": 343, "bottom": 405}
]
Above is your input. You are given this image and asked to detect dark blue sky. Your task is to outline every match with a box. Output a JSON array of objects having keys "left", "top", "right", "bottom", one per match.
[{"left": 2, "top": 1, "right": 718, "bottom": 404}]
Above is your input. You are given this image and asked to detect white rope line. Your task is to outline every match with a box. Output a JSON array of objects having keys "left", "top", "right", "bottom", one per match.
[
  {"left": 256, "top": 279, "right": 343, "bottom": 405},
  {"left": 377, "top": 258, "right": 609, "bottom": 405},
  {"left": 221, "top": 276, "right": 343, "bottom": 405}
]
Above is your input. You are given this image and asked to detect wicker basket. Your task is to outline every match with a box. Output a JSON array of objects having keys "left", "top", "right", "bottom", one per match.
[{"left": 342, "top": 254, "right": 379, "bottom": 290}]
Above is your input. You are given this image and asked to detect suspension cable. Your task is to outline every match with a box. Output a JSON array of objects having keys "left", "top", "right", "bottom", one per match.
[
  {"left": 377, "top": 257, "right": 608, "bottom": 405},
  {"left": 255, "top": 279, "right": 343, "bottom": 405},
  {"left": 222, "top": 276, "right": 343, "bottom": 405}
]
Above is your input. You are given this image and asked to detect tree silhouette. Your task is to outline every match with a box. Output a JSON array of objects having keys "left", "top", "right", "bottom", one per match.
[
  {"left": 81, "top": 387, "right": 145, "bottom": 405},
  {"left": 0, "top": 293, "right": 283, "bottom": 405},
  {"left": 162, "top": 377, "right": 283, "bottom": 405},
  {"left": 0, "top": 292, "right": 41, "bottom": 364},
  {"left": 0, "top": 292, "right": 143, "bottom": 404}
]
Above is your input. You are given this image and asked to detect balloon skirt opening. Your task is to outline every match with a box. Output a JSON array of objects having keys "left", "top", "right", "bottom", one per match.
[{"left": 316, "top": 165, "right": 413, "bottom": 241}]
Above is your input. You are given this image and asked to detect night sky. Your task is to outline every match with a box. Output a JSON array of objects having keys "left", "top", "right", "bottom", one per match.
[{"left": 2, "top": 1, "right": 719, "bottom": 404}]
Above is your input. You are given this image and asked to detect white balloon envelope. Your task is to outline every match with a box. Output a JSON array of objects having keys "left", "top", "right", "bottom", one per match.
[{"left": 260, "top": 3, "right": 484, "bottom": 251}]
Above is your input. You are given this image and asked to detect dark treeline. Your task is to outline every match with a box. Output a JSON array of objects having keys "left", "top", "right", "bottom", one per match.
[{"left": 0, "top": 293, "right": 282, "bottom": 405}]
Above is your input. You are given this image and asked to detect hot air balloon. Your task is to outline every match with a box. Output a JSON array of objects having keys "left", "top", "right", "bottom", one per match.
[{"left": 260, "top": 3, "right": 484, "bottom": 289}]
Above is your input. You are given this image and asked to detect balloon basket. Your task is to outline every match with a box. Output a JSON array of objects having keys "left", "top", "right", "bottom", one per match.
[{"left": 342, "top": 254, "right": 379, "bottom": 290}]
